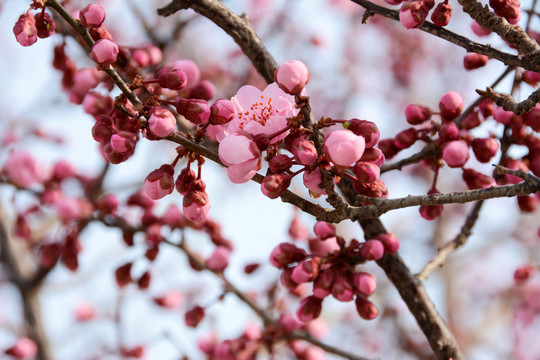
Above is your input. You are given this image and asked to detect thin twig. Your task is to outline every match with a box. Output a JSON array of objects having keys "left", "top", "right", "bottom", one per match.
[{"left": 416, "top": 201, "right": 484, "bottom": 281}]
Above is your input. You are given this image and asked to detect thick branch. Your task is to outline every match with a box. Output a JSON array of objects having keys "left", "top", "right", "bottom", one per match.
[
  {"left": 0, "top": 220, "right": 53, "bottom": 360},
  {"left": 157, "top": 0, "right": 278, "bottom": 83}
]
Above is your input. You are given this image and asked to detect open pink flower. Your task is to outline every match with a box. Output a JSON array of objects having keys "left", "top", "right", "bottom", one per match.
[
  {"left": 227, "top": 83, "right": 297, "bottom": 143},
  {"left": 218, "top": 133, "right": 261, "bottom": 183}
]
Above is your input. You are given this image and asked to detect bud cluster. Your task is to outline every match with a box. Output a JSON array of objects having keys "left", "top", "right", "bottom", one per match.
[{"left": 270, "top": 221, "right": 400, "bottom": 322}]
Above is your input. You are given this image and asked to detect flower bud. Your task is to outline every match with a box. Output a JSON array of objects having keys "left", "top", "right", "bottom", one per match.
[
  {"left": 313, "top": 221, "right": 336, "bottom": 239},
  {"left": 332, "top": 277, "right": 354, "bottom": 302},
  {"left": 355, "top": 295, "right": 379, "bottom": 320},
  {"left": 269, "top": 154, "right": 293, "bottom": 173},
  {"left": 323, "top": 130, "right": 366, "bottom": 167},
  {"left": 360, "top": 147, "right": 385, "bottom": 167},
  {"left": 514, "top": 265, "right": 536, "bottom": 284},
  {"left": 493, "top": 107, "right": 515, "bottom": 125},
  {"left": 189, "top": 80, "right": 215, "bottom": 100},
  {"left": 206, "top": 246, "right": 230, "bottom": 272},
  {"left": 144, "top": 165, "right": 175, "bottom": 200},
  {"left": 115, "top": 262, "right": 133, "bottom": 288},
  {"left": 148, "top": 108, "right": 176, "bottom": 137},
  {"left": 176, "top": 98, "right": 210, "bottom": 125},
  {"left": 471, "top": 137, "right": 499, "bottom": 163},
  {"left": 347, "top": 119, "right": 380, "bottom": 148},
  {"left": 471, "top": 21, "right": 491, "bottom": 36},
  {"left": 79, "top": 4, "right": 106, "bottom": 28},
  {"left": 175, "top": 167, "right": 196, "bottom": 195},
  {"left": 439, "top": 91, "right": 463, "bottom": 121},
  {"left": 185, "top": 305, "right": 205, "bottom": 327},
  {"left": 313, "top": 270, "right": 335, "bottom": 299},
  {"left": 303, "top": 167, "right": 327, "bottom": 196},
  {"left": 158, "top": 68, "right": 187, "bottom": 90},
  {"left": 290, "top": 137, "right": 318, "bottom": 165},
  {"left": 460, "top": 110, "right": 482, "bottom": 130},
  {"left": 183, "top": 180, "right": 210, "bottom": 222},
  {"left": 405, "top": 104, "right": 431, "bottom": 125},
  {"left": 209, "top": 98, "right": 235, "bottom": 125},
  {"left": 352, "top": 161, "right": 380, "bottom": 183},
  {"left": 34, "top": 12, "right": 55, "bottom": 39},
  {"left": 275, "top": 60, "right": 310, "bottom": 95},
  {"left": 375, "top": 232, "right": 400, "bottom": 254},
  {"left": 464, "top": 53, "right": 489, "bottom": 70},
  {"left": 110, "top": 132, "right": 137, "bottom": 154},
  {"left": 420, "top": 188, "right": 444, "bottom": 220},
  {"left": 297, "top": 296, "right": 323, "bottom": 323},
  {"left": 153, "top": 290, "right": 183, "bottom": 309},
  {"left": 171, "top": 59, "right": 200, "bottom": 88},
  {"left": 269, "top": 243, "right": 308, "bottom": 268},
  {"left": 90, "top": 39, "right": 119, "bottom": 66},
  {"left": 438, "top": 121, "right": 459, "bottom": 142},
  {"left": 462, "top": 168, "right": 495, "bottom": 190},
  {"left": 353, "top": 272, "right": 377, "bottom": 296},
  {"left": 5, "top": 338, "right": 38, "bottom": 359},
  {"left": 291, "top": 258, "right": 321, "bottom": 283},
  {"left": 431, "top": 0, "right": 452, "bottom": 26},
  {"left": 442, "top": 140, "right": 469, "bottom": 168},
  {"left": 393, "top": 128, "right": 417, "bottom": 149},
  {"left": 359, "top": 240, "right": 385, "bottom": 261}
]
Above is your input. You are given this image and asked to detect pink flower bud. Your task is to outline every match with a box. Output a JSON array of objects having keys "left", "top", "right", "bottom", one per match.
[
  {"left": 419, "top": 189, "right": 444, "bottom": 220},
  {"left": 115, "top": 262, "right": 133, "bottom": 288},
  {"left": 297, "top": 296, "right": 323, "bottom": 323},
  {"left": 154, "top": 290, "right": 183, "bottom": 309},
  {"left": 347, "top": 119, "right": 380, "bottom": 148},
  {"left": 353, "top": 272, "right": 377, "bottom": 296},
  {"left": 405, "top": 104, "right": 431, "bottom": 125},
  {"left": 308, "top": 237, "right": 340, "bottom": 257},
  {"left": 462, "top": 168, "right": 495, "bottom": 190},
  {"left": 176, "top": 98, "right": 210, "bottom": 125},
  {"left": 303, "top": 167, "right": 327, "bottom": 196},
  {"left": 517, "top": 195, "right": 538, "bottom": 212},
  {"left": 493, "top": 107, "right": 515, "bottom": 125},
  {"left": 353, "top": 179, "right": 389, "bottom": 199},
  {"left": 269, "top": 154, "right": 293, "bottom": 173},
  {"left": 183, "top": 180, "right": 210, "bottom": 222},
  {"left": 120, "top": 346, "right": 145, "bottom": 359},
  {"left": 378, "top": 138, "right": 399, "bottom": 160},
  {"left": 148, "top": 108, "right": 176, "bottom": 137},
  {"left": 399, "top": 0, "right": 434, "bottom": 29},
  {"left": 471, "top": 21, "right": 491, "bottom": 36},
  {"left": 137, "top": 271, "right": 151, "bottom": 289},
  {"left": 171, "top": 59, "right": 200, "bottom": 88},
  {"left": 281, "top": 268, "right": 300, "bottom": 292},
  {"left": 158, "top": 68, "right": 187, "bottom": 90},
  {"left": 439, "top": 91, "right": 463, "bottom": 121},
  {"left": 313, "top": 270, "right": 335, "bottom": 298},
  {"left": 34, "top": 12, "right": 55, "bottom": 39},
  {"left": 323, "top": 130, "right": 366, "bottom": 167},
  {"left": 375, "top": 232, "right": 400, "bottom": 254},
  {"left": 13, "top": 13, "right": 37, "bottom": 47},
  {"left": 359, "top": 239, "right": 385, "bottom": 261},
  {"left": 144, "top": 164, "right": 175, "bottom": 200},
  {"left": 275, "top": 60, "right": 310, "bottom": 95},
  {"left": 522, "top": 71, "right": 540, "bottom": 86},
  {"left": 290, "top": 137, "right": 318, "bottom": 165},
  {"left": 291, "top": 258, "right": 321, "bottom": 283},
  {"left": 279, "top": 312, "right": 302, "bottom": 332},
  {"left": 269, "top": 243, "right": 308, "bottom": 268},
  {"left": 471, "top": 137, "right": 499, "bottom": 163},
  {"left": 185, "top": 305, "right": 205, "bottom": 327},
  {"left": 355, "top": 296, "right": 379, "bottom": 320},
  {"left": 189, "top": 80, "right": 215, "bottom": 101},
  {"left": 332, "top": 277, "right": 354, "bottom": 302},
  {"left": 442, "top": 140, "right": 469, "bottom": 168},
  {"left": 288, "top": 214, "right": 310, "bottom": 241},
  {"left": 352, "top": 161, "right": 380, "bottom": 183},
  {"left": 431, "top": 0, "right": 452, "bottom": 26},
  {"left": 460, "top": 110, "right": 482, "bottom": 130},
  {"left": 5, "top": 337, "right": 38, "bottom": 359},
  {"left": 109, "top": 132, "right": 136, "bottom": 154},
  {"left": 393, "top": 128, "right": 417, "bottom": 149},
  {"left": 261, "top": 173, "right": 292, "bottom": 199},
  {"left": 82, "top": 91, "right": 113, "bottom": 116},
  {"left": 206, "top": 246, "right": 230, "bottom": 272},
  {"left": 464, "top": 53, "right": 489, "bottom": 70},
  {"left": 79, "top": 4, "right": 106, "bottom": 28},
  {"left": 209, "top": 98, "right": 235, "bottom": 125},
  {"left": 523, "top": 105, "right": 540, "bottom": 131},
  {"left": 313, "top": 221, "right": 336, "bottom": 239},
  {"left": 96, "top": 193, "right": 119, "bottom": 214},
  {"left": 360, "top": 147, "right": 385, "bottom": 167},
  {"left": 90, "top": 39, "right": 119, "bottom": 66},
  {"left": 75, "top": 302, "right": 96, "bottom": 322},
  {"left": 175, "top": 167, "right": 196, "bottom": 195},
  {"left": 438, "top": 121, "right": 459, "bottom": 142}
]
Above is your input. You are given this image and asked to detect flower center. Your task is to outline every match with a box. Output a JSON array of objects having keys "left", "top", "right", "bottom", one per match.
[{"left": 237, "top": 95, "right": 277, "bottom": 128}]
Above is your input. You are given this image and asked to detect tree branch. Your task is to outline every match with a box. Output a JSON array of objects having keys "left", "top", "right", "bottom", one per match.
[
  {"left": 157, "top": 0, "right": 278, "bottom": 83},
  {"left": 416, "top": 201, "right": 484, "bottom": 282},
  {"left": 349, "top": 0, "right": 540, "bottom": 72}
]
